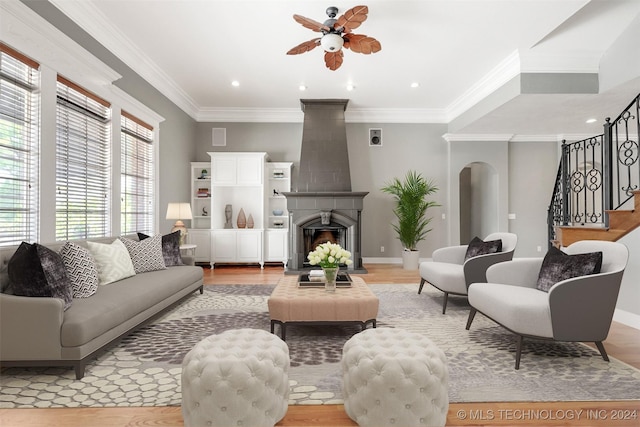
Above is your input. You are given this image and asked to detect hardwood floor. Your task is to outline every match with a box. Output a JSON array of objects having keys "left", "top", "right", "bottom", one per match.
[{"left": 1, "top": 264, "right": 638, "bottom": 427}]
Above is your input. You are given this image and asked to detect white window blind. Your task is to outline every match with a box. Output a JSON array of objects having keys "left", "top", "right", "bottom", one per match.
[
  {"left": 56, "top": 76, "right": 111, "bottom": 240},
  {"left": 0, "top": 43, "right": 40, "bottom": 246},
  {"left": 121, "top": 111, "right": 154, "bottom": 235}
]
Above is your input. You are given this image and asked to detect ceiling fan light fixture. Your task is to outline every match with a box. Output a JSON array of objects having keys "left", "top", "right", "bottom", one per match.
[{"left": 320, "top": 33, "right": 344, "bottom": 52}]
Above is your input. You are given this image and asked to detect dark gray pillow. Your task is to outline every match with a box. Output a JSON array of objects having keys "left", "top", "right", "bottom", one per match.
[
  {"left": 7, "top": 242, "right": 73, "bottom": 310},
  {"left": 536, "top": 246, "right": 603, "bottom": 292},
  {"left": 138, "top": 231, "right": 184, "bottom": 266},
  {"left": 464, "top": 236, "right": 502, "bottom": 261}
]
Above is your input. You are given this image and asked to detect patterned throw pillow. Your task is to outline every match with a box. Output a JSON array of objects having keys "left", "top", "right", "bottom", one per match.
[
  {"left": 87, "top": 239, "right": 136, "bottom": 285},
  {"left": 137, "top": 230, "right": 184, "bottom": 266},
  {"left": 7, "top": 242, "right": 73, "bottom": 310},
  {"left": 536, "top": 246, "right": 603, "bottom": 292},
  {"left": 60, "top": 242, "right": 99, "bottom": 298},
  {"left": 120, "top": 235, "right": 166, "bottom": 273},
  {"left": 464, "top": 236, "right": 502, "bottom": 261}
]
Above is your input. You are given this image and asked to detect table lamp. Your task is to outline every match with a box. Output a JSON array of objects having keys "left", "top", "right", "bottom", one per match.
[{"left": 166, "top": 202, "right": 192, "bottom": 245}]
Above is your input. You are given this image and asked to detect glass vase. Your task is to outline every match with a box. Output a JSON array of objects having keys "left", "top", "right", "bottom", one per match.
[{"left": 323, "top": 267, "right": 338, "bottom": 293}]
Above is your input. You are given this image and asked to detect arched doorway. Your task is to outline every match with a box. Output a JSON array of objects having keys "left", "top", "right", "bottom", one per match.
[{"left": 459, "top": 162, "right": 499, "bottom": 244}]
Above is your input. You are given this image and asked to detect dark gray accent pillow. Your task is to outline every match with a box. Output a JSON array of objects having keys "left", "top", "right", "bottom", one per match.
[
  {"left": 7, "top": 242, "right": 73, "bottom": 310},
  {"left": 464, "top": 236, "right": 502, "bottom": 261},
  {"left": 138, "top": 231, "right": 184, "bottom": 266},
  {"left": 536, "top": 246, "right": 603, "bottom": 292}
]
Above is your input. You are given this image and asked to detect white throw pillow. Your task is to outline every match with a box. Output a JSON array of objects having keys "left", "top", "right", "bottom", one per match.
[
  {"left": 87, "top": 239, "right": 136, "bottom": 285},
  {"left": 119, "top": 235, "right": 166, "bottom": 273},
  {"left": 59, "top": 241, "right": 99, "bottom": 297}
]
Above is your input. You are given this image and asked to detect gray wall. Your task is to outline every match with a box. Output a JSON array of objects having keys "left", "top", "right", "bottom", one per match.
[
  {"left": 22, "top": 0, "right": 197, "bottom": 234},
  {"left": 600, "top": 13, "right": 640, "bottom": 93},
  {"left": 195, "top": 121, "right": 449, "bottom": 258}
]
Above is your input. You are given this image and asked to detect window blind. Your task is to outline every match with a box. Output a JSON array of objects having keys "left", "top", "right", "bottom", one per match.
[
  {"left": 121, "top": 111, "right": 154, "bottom": 235},
  {"left": 56, "top": 76, "right": 111, "bottom": 240},
  {"left": 0, "top": 43, "right": 40, "bottom": 246}
]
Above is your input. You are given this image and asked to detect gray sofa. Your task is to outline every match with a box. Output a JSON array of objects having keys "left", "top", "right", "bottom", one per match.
[{"left": 0, "top": 236, "right": 204, "bottom": 379}]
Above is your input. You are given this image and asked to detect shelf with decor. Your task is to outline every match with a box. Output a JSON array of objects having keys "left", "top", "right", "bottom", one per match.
[
  {"left": 187, "top": 162, "right": 212, "bottom": 264},
  {"left": 264, "top": 162, "right": 292, "bottom": 266}
]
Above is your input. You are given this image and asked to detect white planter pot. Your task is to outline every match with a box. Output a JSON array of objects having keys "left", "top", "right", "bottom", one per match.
[{"left": 402, "top": 250, "right": 420, "bottom": 270}]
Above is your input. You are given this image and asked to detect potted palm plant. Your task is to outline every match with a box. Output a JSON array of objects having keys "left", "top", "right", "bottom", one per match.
[{"left": 381, "top": 170, "right": 439, "bottom": 269}]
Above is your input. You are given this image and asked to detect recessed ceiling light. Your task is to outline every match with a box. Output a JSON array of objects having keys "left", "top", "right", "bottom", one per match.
[
  {"left": 586, "top": 118, "right": 597, "bottom": 124},
  {"left": 299, "top": 85, "right": 307, "bottom": 91},
  {"left": 231, "top": 80, "right": 240, "bottom": 87},
  {"left": 411, "top": 82, "right": 420, "bottom": 88},
  {"left": 346, "top": 84, "right": 355, "bottom": 91}
]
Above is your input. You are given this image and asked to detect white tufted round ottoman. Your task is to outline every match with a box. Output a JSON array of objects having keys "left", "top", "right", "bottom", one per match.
[
  {"left": 181, "top": 328, "right": 290, "bottom": 427},
  {"left": 341, "top": 328, "right": 449, "bottom": 427}
]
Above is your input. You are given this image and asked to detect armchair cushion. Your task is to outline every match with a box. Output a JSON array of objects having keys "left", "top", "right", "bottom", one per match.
[
  {"left": 536, "top": 246, "right": 602, "bottom": 292},
  {"left": 464, "top": 236, "right": 502, "bottom": 261}
]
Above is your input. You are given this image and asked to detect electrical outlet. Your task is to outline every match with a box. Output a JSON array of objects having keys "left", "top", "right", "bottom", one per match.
[
  {"left": 380, "top": 246, "right": 385, "bottom": 253},
  {"left": 537, "top": 246, "right": 542, "bottom": 252}
]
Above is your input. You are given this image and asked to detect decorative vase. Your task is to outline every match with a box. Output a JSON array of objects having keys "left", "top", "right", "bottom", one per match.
[
  {"left": 247, "top": 214, "right": 254, "bottom": 229},
  {"left": 323, "top": 267, "right": 339, "bottom": 293},
  {"left": 237, "top": 208, "right": 246, "bottom": 228}
]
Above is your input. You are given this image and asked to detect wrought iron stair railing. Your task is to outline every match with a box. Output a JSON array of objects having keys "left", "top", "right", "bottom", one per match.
[{"left": 548, "top": 92, "right": 640, "bottom": 246}]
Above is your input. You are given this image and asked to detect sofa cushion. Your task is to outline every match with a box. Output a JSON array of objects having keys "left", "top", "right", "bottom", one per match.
[
  {"left": 60, "top": 266, "right": 203, "bottom": 347},
  {"left": 464, "top": 236, "right": 502, "bottom": 261},
  {"left": 7, "top": 242, "right": 73, "bottom": 310},
  {"left": 138, "top": 231, "right": 184, "bottom": 267},
  {"left": 536, "top": 246, "right": 603, "bottom": 292},
  {"left": 120, "top": 235, "right": 166, "bottom": 273},
  {"left": 59, "top": 242, "right": 99, "bottom": 298},
  {"left": 87, "top": 239, "right": 136, "bottom": 285}
]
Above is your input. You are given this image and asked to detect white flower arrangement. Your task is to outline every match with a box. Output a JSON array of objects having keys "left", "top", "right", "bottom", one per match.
[{"left": 307, "top": 241, "right": 353, "bottom": 269}]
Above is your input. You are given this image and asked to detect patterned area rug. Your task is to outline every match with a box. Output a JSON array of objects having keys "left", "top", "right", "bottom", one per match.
[{"left": 2, "top": 284, "right": 640, "bottom": 408}]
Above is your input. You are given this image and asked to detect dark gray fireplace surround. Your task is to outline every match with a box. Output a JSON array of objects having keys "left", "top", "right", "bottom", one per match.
[{"left": 284, "top": 99, "right": 368, "bottom": 273}]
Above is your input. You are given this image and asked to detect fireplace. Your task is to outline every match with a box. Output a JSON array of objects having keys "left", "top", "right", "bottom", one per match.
[{"left": 284, "top": 99, "right": 367, "bottom": 273}]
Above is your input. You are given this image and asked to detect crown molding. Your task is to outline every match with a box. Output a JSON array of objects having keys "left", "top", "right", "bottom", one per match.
[
  {"left": 509, "top": 134, "right": 563, "bottom": 143},
  {"left": 346, "top": 108, "right": 448, "bottom": 124},
  {"left": 442, "top": 133, "right": 514, "bottom": 143},
  {"left": 49, "top": 0, "right": 199, "bottom": 119},
  {"left": 196, "top": 108, "right": 303, "bottom": 123},
  {"left": 0, "top": 1, "right": 121, "bottom": 89}
]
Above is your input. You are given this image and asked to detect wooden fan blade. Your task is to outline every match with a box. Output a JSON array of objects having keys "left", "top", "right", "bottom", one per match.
[
  {"left": 293, "top": 14, "right": 330, "bottom": 32},
  {"left": 343, "top": 34, "right": 381, "bottom": 54},
  {"left": 324, "top": 50, "right": 344, "bottom": 71},
  {"left": 286, "top": 38, "right": 321, "bottom": 55},
  {"left": 335, "top": 5, "right": 368, "bottom": 33}
]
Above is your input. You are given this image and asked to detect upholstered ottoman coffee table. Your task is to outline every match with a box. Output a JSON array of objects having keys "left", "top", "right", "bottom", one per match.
[
  {"left": 268, "top": 275, "right": 379, "bottom": 340},
  {"left": 341, "top": 328, "right": 449, "bottom": 427},
  {"left": 181, "top": 328, "right": 290, "bottom": 427}
]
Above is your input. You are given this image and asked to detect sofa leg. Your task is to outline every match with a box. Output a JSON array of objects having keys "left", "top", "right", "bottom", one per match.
[
  {"left": 595, "top": 341, "right": 610, "bottom": 362},
  {"left": 199, "top": 285, "right": 204, "bottom": 294},
  {"left": 515, "top": 335, "right": 523, "bottom": 370},
  {"left": 465, "top": 308, "right": 477, "bottom": 330},
  {"left": 418, "top": 278, "right": 425, "bottom": 294},
  {"left": 75, "top": 363, "right": 86, "bottom": 380},
  {"left": 442, "top": 292, "right": 449, "bottom": 314}
]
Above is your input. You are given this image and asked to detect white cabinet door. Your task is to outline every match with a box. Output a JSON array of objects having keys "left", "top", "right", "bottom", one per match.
[
  {"left": 187, "top": 229, "right": 211, "bottom": 263},
  {"left": 211, "top": 156, "right": 236, "bottom": 185},
  {"left": 237, "top": 230, "right": 262, "bottom": 262},
  {"left": 265, "top": 230, "right": 287, "bottom": 264},
  {"left": 236, "top": 155, "right": 263, "bottom": 185},
  {"left": 212, "top": 230, "right": 236, "bottom": 263}
]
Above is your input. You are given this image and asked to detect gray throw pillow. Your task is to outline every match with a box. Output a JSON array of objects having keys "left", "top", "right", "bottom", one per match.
[
  {"left": 60, "top": 241, "right": 99, "bottom": 298},
  {"left": 138, "top": 231, "right": 184, "bottom": 266},
  {"left": 536, "top": 246, "right": 603, "bottom": 292},
  {"left": 7, "top": 242, "right": 73, "bottom": 310},
  {"left": 120, "top": 235, "right": 166, "bottom": 273},
  {"left": 464, "top": 236, "right": 502, "bottom": 261}
]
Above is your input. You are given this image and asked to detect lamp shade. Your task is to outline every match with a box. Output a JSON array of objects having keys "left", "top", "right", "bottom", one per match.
[
  {"left": 166, "top": 202, "right": 193, "bottom": 220},
  {"left": 320, "top": 33, "right": 344, "bottom": 52}
]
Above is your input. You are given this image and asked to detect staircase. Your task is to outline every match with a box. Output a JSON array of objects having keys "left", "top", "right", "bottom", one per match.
[{"left": 549, "top": 93, "right": 640, "bottom": 248}]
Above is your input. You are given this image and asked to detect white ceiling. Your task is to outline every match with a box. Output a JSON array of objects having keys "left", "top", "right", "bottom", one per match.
[{"left": 50, "top": 0, "right": 640, "bottom": 135}]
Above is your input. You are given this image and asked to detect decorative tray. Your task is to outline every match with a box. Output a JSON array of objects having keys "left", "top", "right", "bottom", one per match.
[{"left": 298, "top": 272, "right": 352, "bottom": 287}]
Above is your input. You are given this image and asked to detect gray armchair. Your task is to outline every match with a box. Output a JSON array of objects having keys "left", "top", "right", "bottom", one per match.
[
  {"left": 466, "top": 240, "right": 628, "bottom": 369},
  {"left": 418, "top": 232, "right": 517, "bottom": 314}
]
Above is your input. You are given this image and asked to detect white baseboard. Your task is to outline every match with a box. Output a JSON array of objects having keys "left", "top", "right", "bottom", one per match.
[
  {"left": 613, "top": 308, "right": 640, "bottom": 330},
  {"left": 362, "top": 257, "right": 431, "bottom": 264}
]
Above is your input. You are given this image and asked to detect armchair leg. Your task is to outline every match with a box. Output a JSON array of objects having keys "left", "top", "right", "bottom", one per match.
[
  {"left": 418, "top": 278, "right": 426, "bottom": 294},
  {"left": 465, "top": 308, "right": 477, "bottom": 330},
  {"left": 442, "top": 292, "right": 449, "bottom": 314},
  {"left": 515, "top": 335, "right": 523, "bottom": 370},
  {"left": 595, "top": 341, "right": 610, "bottom": 362}
]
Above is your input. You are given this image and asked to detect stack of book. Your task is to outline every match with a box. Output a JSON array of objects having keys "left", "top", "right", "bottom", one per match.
[{"left": 197, "top": 188, "right": 210, "bottom": 198}]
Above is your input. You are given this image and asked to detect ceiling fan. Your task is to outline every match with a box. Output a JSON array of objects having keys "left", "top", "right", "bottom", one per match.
[{"left": 286, "top": 5, "right": 382, "bottom": 71}]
